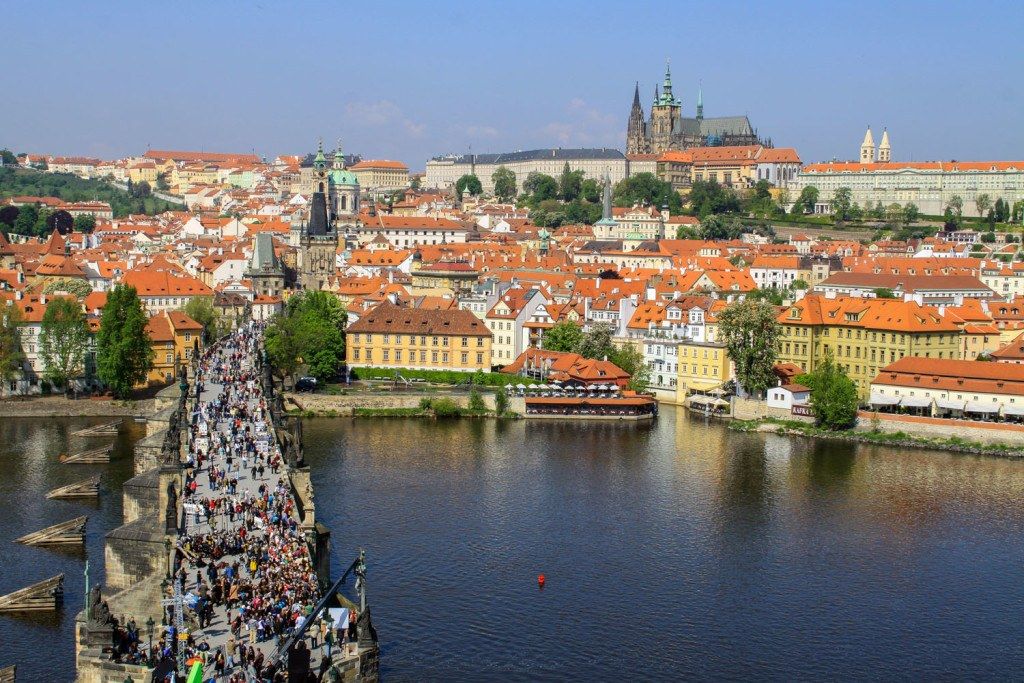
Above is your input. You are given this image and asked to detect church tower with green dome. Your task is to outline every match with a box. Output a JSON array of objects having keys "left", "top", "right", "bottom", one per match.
[
  {"left": 293, "top": 139, "right": 342, "bottom": 290},
  {"left": 328, "top": 141, "right": 360, "bottom": 221}
]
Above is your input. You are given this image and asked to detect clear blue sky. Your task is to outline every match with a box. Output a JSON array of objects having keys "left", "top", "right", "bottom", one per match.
[{"left": 3, "top": 0, "right": 1022, "bottom": 170}]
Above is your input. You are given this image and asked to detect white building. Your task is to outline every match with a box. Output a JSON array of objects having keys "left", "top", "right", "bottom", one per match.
[
  {"left": 425, "top": 148, "right": 629, "bottom": 194},
  {"left": 789, "top": 130, "right": 1024, "bottom": 216}
]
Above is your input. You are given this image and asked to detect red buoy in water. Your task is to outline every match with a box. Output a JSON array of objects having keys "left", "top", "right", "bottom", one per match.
[{"left": 537, "top": 573, "right": 546, "bottom": 588}]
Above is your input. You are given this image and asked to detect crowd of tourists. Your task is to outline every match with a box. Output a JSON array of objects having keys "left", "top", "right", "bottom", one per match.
[{"left": 148, "top": 324, "right": 352, "bottom": 681}]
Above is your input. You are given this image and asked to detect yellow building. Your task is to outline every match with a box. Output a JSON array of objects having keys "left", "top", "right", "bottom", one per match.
[
  {"left": 676, "top": 339, "right": 732, "bottom": 402},
  {"left": 346, "top": 302, "right": 492, "bottom": 372},
  {"left": 143, "top": 311, "right": 204, "bottom": 385},
  {"left": 775, "top": 295, "right": 962, "bottom": 400},
  {"left": 127, "top": 160, "right": 158, "bottom": 185},
  {"left": 172, "top": 164, "right": 219, "bottom": 189}
]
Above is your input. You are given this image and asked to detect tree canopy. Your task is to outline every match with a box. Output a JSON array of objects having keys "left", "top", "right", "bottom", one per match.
[
  {"left": 455, "top": 174, "right": 482, "bottom": 197},
  {"left": 717, "top": 299, "right": 781, "bottom": 397},
  {"left": 613, "top": 172, "right": 682, "bottom": 213},
  {"left": 97, "top": 285, "right": 153, "bottom": 398},
  {"left": 0, "top": 166, "right": 182, "bottom": 218},
  {"left": 491, "top": 166, "right": 516, "bottom": 202},
  {"left": 792, "top": 186, "right": 819, "bottom": 215},
  {"left": 0, "top": 305, "right": 24, "bottom": 388},
  {"left": 798, "top": 352, "right": 859, "bottom": 430},
  {"left": 688, "top": 179, "right": 742, "bottom": 217},
  {"left": 40, "top": 296, "right": 90, "bottom": 389},
  {"left": 182, "top": 297, "right": 218, "bottom": 343},
  {"left": 265, "top": 290, "right": 347, "bottom": 383},
  {"left": 542, "top": 320, "right": 584, "bottom": 353}
]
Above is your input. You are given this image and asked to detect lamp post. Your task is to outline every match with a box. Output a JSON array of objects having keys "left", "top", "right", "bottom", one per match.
[{"left": 146, "top": 616, "right": 155, "bottom": 665}]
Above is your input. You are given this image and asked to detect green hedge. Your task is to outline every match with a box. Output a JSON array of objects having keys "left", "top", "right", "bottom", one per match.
[{"left": 351, "top": 366, "right": 519, "bottom": 387}]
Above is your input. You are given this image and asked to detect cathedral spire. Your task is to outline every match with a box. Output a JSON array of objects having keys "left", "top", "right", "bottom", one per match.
[
  {"left": 696, "top": 82, "right": 704, "bottom": 120},
  {"left": 878, "top": 128, "right": 891, "bottom": 162},
  {"left": 632, "top": 81, "right": 640, "bottom": 108},
  {"left": 653, "top": 84, "right": 660, "bottom": 107},
  {"left": 662, "top": 59, "right": 676, "bottom": 104},
  {"left": 601, "top": 170, "right": 612, "bottom": 222},
  {"left": 333, "top": 139, "right": 345, "bottom": 169}
]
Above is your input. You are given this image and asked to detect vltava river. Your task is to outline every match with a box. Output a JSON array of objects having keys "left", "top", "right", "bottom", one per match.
[
  {"left": 304, "top": 406, "right": 1024, "bottom": 681},
  {"left": 4, "top": 408, "right": 1024, "bottom": 681}
]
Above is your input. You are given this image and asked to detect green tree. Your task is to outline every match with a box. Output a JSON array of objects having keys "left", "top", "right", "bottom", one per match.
[
  {"left": 947, "top": 195, "right": 964, "bottom": 218},
  {"left": 39, "top": 296, "right": 90, "bottom": 389},
  {"left": 494, "top": 387, "right": 509, "bottom": 416},
  {"left": 542, "top": 320, "right": 584, "bottom": 353},
  {"left": 13, "top": 204, "right": 38, "bottom": 235},
  {"left": 47, "top": 209, "right": 74, "bottom": 235},
  {"left": 455, "top": 174, "right": 482, "bottom": 197},
  {"left": 792, "top": 186, "right": 819, "bottom": 215},
  {"left": 0, "top": 149, "right": 17, "bottom": 166},
  {"left": 580, "top": 178, "right": 600, "bottom": 203},
  {"left": 792, "top": 279, "right": 810, "bottom": 290},
  {"left": 523, "top": 172, "right": 558, "bottom": 203},
  {"left": 468, "top": 388, "right": 486, "bottom": 412},
  {"left": 993, "top": 198, "right": 1009, "bottom": 223},
  {"left": 798, "top": 352, "right": 859, "bottom": 430},
  {"left": 903, "top": 202, "right": 920, "bottom": 224},
  {"left": 688, "top": 179, "right": 741, "bottom": 217},
  {"left": 884, "top": 203, "right": 906, "bottom": 228},
  {"left": 717, "top": 299, "right": 780, "bottom": 397},
  {"left": 265, "top": 290, "right": 347, "bottom": 383},
  {"left": 0, "top": 305, "right": 25, "bottom": 390},
  {"left": 980, "top": 231, "right": 996, "bottom": 243},
  {"left": 182, "top": 297, "right": 218, "bottom": 343},
  {"left": 829, "top": 187, "right": 853, "bottom": 222},
  {"left": 613, "top": 172, "right": 682, "bottom": 213},
  {"left": 410, "top": 175, "right": 422, "bottom": 190},
  {"left": 155, "top": 172, "right": 170, "bottom": 191},
  {"left": 609, "top": 343, "right": 649, "bottom": 393},
  {"left": 873, "top": 288, "right": 897, "bottom": 299},
  {"left": 74, "top": 213, "right": 96, "bottom": 233},
  {"left": 577, "top": 322, "right": 616, "bottom": 360},
  {"left": 558, "top": 162, "right": 584, "bottom": 202},
  {"left": 491, "top": 166, "right": 517, "bottom": 202},
  {"left": 96, "top": 285, "right": 153, "bottom": 398},
  {"left": 974, "top": 193, "right": 992, "bottom": 219}
]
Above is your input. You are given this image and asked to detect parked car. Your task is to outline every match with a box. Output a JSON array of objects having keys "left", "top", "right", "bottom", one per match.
[{"left": 295, "top": 376, "right": 318, "bottom": 392}]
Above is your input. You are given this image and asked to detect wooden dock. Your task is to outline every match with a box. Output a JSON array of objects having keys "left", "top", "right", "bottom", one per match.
[
  {"left": 71, "top": 420, "right": 122, "bottom": 437},
  {"left": 46, "top": 476, "right": 100, "bottom": 500},
  {"left": 0, "top": 664, "right": 15, "bottom": 683},
  {"left": 59, "top": 445, "right": 113, "bottom": 464},
  {"left": 15, "top": 516, "right": 87, "bottom": 547},
  {"left": 0, "top": 575, "right": 64, "bottom": 612}
]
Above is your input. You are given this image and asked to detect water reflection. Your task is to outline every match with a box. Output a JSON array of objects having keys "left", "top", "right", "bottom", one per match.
[{"left": 305, "top": 406, "right": 1024, "bottom": 680}]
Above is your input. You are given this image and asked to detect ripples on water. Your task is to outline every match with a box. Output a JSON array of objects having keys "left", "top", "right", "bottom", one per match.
[
  {"left": 304, "top": 407, "right": 1024, "bottom": 681},
  {"left": 0, "top": 417, "right": 144, "bottom": 682}
]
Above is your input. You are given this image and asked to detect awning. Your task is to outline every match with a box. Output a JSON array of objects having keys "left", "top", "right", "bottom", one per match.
[
  {"left": 1002, "top": 404, "right": 1024, "bottom": 416},
  {"left": 869, "top": 392, "right": 899, "bottom": 406},
  {"left": 900, "top": 396, "right": 933, "bottom": 408},
  {"left": 964, "top": 401, "right": 999, "bottom": 413},
  {"left": 935, "top": 398, "right": 964, "bottom": 411},
  {"left": 687, "top": 395, "right": 711, "bottom": 405}
]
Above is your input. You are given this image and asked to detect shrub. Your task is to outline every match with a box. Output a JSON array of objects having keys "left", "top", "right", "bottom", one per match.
[
  {"left": 418, "top": 397, "right": 433, "bottom": 410},
  {"left": 495, "top": 389, "right": 509, "bottom": 416},
  {"left": 430, "top": 398, "right": 462, "bottom": 418},
  {"left": 468, "top": 388, "right": 486, "bottom": 412}
]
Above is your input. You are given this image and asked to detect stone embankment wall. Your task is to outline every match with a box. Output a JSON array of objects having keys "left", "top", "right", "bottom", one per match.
[
  {"left": 856, "top": 411, "right": 1024, "bottom": 446},
  {"left": 288, "top": 391, "right": 526, "bottom": 415},
  {"left": 732, "top": 397, "right": 814, "bottom": 423}
]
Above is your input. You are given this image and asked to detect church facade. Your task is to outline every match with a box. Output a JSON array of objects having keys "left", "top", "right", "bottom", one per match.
[
  {"left": 626, "top": 63, "right": 765, "bottom": 155},
  {"left": 290, "top": 140, "right": 361, "bottom": 290}
]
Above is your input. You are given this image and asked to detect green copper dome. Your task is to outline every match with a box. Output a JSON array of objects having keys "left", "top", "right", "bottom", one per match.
[{"left": 330, "top": 168, "right": 359, "bottom": 186}]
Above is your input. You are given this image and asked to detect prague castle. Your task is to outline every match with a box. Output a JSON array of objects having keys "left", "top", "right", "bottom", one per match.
[{"left": 626, "top": 62, "right": 765, "bottom": 155}]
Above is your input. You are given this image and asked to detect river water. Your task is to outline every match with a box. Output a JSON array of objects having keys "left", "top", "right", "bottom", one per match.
[
  {"left": 304, "top": 406, "right": 1024, "bottom": 681},
  {"left": 3, "top": 408, "right": 1024, "bottom": 681},
  {"left": 0, "top": 416, "right": 145, "bottom": 682}
]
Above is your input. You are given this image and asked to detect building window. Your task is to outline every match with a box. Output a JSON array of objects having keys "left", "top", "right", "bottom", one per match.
[
  {"left": 461, "top": 352, "right": 468, "bottom": 364},
  {"left": 383, "top": 350, "right": 390, "bottom": 362}
]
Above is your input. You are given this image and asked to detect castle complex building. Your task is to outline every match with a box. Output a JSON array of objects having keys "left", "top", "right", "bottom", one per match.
[
  {"left": 789, "top": 128, "right": 1024, "bottom": 217},
  {"left": 425, "top": 148, "right": 628, "bottom": 194},
  {"left": 626, "top": 63, "right": 764, "bottom": 155}
]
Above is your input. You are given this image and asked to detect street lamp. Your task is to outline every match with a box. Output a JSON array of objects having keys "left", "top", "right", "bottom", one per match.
[{"left": 146, "top": 616, "right": 155, "bottom": 664}]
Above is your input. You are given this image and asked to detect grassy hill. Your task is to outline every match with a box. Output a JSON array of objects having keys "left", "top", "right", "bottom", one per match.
[{"left": 0, "top": 166, "right": 182, "bottom": 217}]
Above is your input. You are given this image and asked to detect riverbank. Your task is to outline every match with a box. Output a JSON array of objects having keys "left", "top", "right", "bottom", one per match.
[
  {"left": 0, "top": 395, "right": 157, "bottom": 417},
  {"left": 285, "top": 390, "right": 525, "bottom": 418},
  {"left": 731, "top": 417, "right": 1024, "bottom": 458}
]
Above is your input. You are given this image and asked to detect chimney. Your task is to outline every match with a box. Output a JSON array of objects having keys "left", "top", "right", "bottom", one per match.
[
  {"left": 15, "top": 290, "right": 23, "bottom": 301},
  {"left": 40, "top": 294, "right": 47, "bottom": 304}
]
